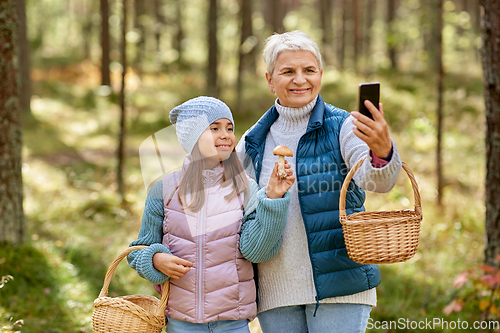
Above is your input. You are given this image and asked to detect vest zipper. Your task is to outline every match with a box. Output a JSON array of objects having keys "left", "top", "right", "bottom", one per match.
[
  {"left": 296, "top": 138, "right": 322, "bottom": 307},
  {"left": 197, "top": 195, "right": 206, "bottom": 323}
]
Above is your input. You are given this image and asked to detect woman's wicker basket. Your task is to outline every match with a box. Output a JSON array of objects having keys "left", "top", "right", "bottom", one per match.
[
  {"left": 92, "top": 246, "right": 169, "bottom": 333},
  {"left": 339, "top": 157, "right": 423, "bottom": 264}
]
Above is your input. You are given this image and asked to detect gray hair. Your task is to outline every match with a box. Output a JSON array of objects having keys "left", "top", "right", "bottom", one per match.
[{"left": 263, "top": 30, "right": 323, "bottom": 75}]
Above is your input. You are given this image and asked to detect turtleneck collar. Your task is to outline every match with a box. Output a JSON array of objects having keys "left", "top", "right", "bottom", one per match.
[
  {"left": 272, "top": 96, "right": 318, "bottom": 133},
  {"left": 182, "top": 156, "right": 225, "bottom": 186}
]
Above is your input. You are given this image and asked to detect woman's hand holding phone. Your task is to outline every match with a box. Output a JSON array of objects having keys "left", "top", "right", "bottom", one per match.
[{"left": 351, "top": 100, "right": 393, "bottom": 159}]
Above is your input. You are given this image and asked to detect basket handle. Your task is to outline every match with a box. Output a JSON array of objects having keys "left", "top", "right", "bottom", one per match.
[
  {"left": 98, "top": 245, "right": 170, "bottom": 318},
  {"left": 339, "top": 157, "right": 422, "bottom": 218}
]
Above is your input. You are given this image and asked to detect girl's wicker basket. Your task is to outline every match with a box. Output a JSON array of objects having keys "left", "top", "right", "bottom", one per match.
[
  {"left": 92, "top": 246, "right": 169, "bottom": 333},
  {"left": 339, "top": 157, "right": 423, "bottom": 264}
]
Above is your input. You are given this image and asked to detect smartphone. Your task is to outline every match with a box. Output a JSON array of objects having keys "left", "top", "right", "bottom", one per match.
[{"left": 358, "top": 83, "right": 380, "bottom": 120}]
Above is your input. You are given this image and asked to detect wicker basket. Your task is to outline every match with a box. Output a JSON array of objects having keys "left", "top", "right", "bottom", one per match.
[
  {"left": 92, "top": 246, "right": 169, "bottom": 333},
  {"left": 339, "top": 157, "right": 423, "bottom": 264}
]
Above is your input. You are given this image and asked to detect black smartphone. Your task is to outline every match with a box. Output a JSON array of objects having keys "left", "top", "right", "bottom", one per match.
[{"left": 358, "top": 83, "right": 380, "bottom": 120}]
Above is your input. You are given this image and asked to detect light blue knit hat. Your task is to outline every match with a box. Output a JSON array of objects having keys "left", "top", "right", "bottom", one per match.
[{"left": 169, "top": 96, "right": 235, "bottom": 154}]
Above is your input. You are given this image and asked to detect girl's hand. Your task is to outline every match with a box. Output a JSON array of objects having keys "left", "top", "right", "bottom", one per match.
[
  {"left": 153, "top": 253, "right": 194, "bottom": 279},
  {"left": 351, "top": 101, "right": 392, "bottom": 159},
  {"left": 266, "top": 161, "right": 295, "bottom": 199}
]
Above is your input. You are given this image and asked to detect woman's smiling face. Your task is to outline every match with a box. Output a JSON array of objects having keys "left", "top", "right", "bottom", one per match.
[{"left": 266, "top": 49, "right": 323, "bottom": 108}]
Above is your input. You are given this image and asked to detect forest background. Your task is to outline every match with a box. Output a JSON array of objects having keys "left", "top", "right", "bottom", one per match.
[{"left": 0, "top": 0, "right": 497, "bottom": 332}]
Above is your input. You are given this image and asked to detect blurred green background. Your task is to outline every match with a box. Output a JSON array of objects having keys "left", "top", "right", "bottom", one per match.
[{"left": 0, "top": 0, "right": 491, "bottom": 332}]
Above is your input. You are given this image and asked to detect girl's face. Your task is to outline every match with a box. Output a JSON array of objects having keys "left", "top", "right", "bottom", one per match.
[
  {"left": 197, "top": 118, "right": 236, "bottom": 168},
  {"left": 266, "top": 49, "right": 323, "bottom": 108}
]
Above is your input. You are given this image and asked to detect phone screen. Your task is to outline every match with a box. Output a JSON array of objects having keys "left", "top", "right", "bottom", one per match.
[{"left": 358, "top": 83, "right": 380, "bottom": 120}]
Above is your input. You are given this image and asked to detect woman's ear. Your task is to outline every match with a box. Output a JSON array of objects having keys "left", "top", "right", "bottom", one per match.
[{"left": 266, "top": 73, "right": 275, "bottom": 93}]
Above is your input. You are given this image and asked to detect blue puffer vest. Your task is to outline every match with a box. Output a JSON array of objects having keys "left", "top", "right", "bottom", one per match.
[{"left": 244, "top": 95, "right": 381, "bottom": 302}]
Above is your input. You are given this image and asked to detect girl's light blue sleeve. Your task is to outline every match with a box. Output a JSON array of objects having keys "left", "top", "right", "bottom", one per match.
[
  {"left": 239, "top": 179, "right": 290, "bottom": 263},
  {"left": 127, "top": 180, "right": 171, "bottom": 284}
]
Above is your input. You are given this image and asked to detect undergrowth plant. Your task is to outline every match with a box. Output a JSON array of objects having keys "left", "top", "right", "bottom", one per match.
[
  {"left": 0, "top": 275, "right": 14, "bottom": 289},
  {"left": 444, "top": 255, "right": 500, "bottom": 326},
  {"left": 1, "top": 275, "right": 24, "bottom": 332}
]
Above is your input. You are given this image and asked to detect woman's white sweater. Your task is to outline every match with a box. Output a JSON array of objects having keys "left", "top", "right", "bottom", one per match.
[{"left": 236, "top": 97, "right": 402, "bottom": 313}]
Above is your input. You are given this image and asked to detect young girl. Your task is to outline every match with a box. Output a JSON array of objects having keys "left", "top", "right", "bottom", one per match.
[{"left": 127, "top": 96, "right": 294, "bottom": 333}]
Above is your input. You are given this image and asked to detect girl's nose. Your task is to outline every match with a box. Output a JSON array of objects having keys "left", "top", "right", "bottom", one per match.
[{"left": 219, "top": 129, "right": 229, "bottom": 138}]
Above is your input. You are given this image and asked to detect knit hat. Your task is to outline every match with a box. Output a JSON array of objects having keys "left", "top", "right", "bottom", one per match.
[{"left": 169, "top": 96, "right": 235, "bottom": 154}]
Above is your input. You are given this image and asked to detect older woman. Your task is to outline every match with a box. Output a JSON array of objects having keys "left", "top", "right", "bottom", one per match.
[{"left": 236, "top": 30, "right": 402, "bottom": 332}]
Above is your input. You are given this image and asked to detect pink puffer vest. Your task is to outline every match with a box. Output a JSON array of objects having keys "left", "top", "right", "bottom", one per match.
[{"left": 161, "top": 165, "right": 257, "bottom": 323}]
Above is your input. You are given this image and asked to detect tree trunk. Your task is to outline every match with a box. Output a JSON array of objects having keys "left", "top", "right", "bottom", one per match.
[
  {"left": 436, "top": 0, "right": 444, "bottom": 210},
  {"left": 265, "top": 0, "right": 285, "bottom": 33},
  {"left": 421, "top": 0, "right": 435, "bottom": 68},
  {"left": 117, "top": 0, "right": 128, "bottom": 199},
  {"left": 473, "top": 0, "right": 481, "bottom": 35},
  {"left": 481, "top": 0, "right": 500, "bottom": 265},
  {"left": 154, "top": 0, "right": 163, "bottom": 53},
  {"left": 173, "top": 0, "right": 184, "bottom": 64},
  {"left": 134, "top": 0, "right": 145, "bottom": 77},
  {"left": 335, "top": 0, "right": 346, "bottom": 70},
  {"left": 82, "top": 0, "right": 93, "bottom": 60},
  {"left": 387, "top": 0, "right": 397, "bottom": 69},
  {"left": 206, "top": 0, "right": 218, "bottom": 97},
  {"left": 319, "top": 0, "right": 333, "bottom": 66},
  {"left": 353, "top": 0, "right": 362, "bottom": 72},
  {"left": 16, "top": 0, "right": 31, "bottom": 116},
  {"left": 0, "top": 0, "right": 25, "bottom": 245},
  {"left": 363, "top": 0, "right": 375, "bottom": 71},
  {"left": 237, "top": 0, "right": 254, "bottom": 111},
  {"left": 271, "top": 0, "right": 280, "bottom": 33},
  {"left": 100, "top": 0, "right": 111, "bottom": 86}
]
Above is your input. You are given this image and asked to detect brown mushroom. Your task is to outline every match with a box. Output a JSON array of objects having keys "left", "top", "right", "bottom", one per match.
[{"left": 273, "top": 145, "right": 293, "bottom": 179}]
